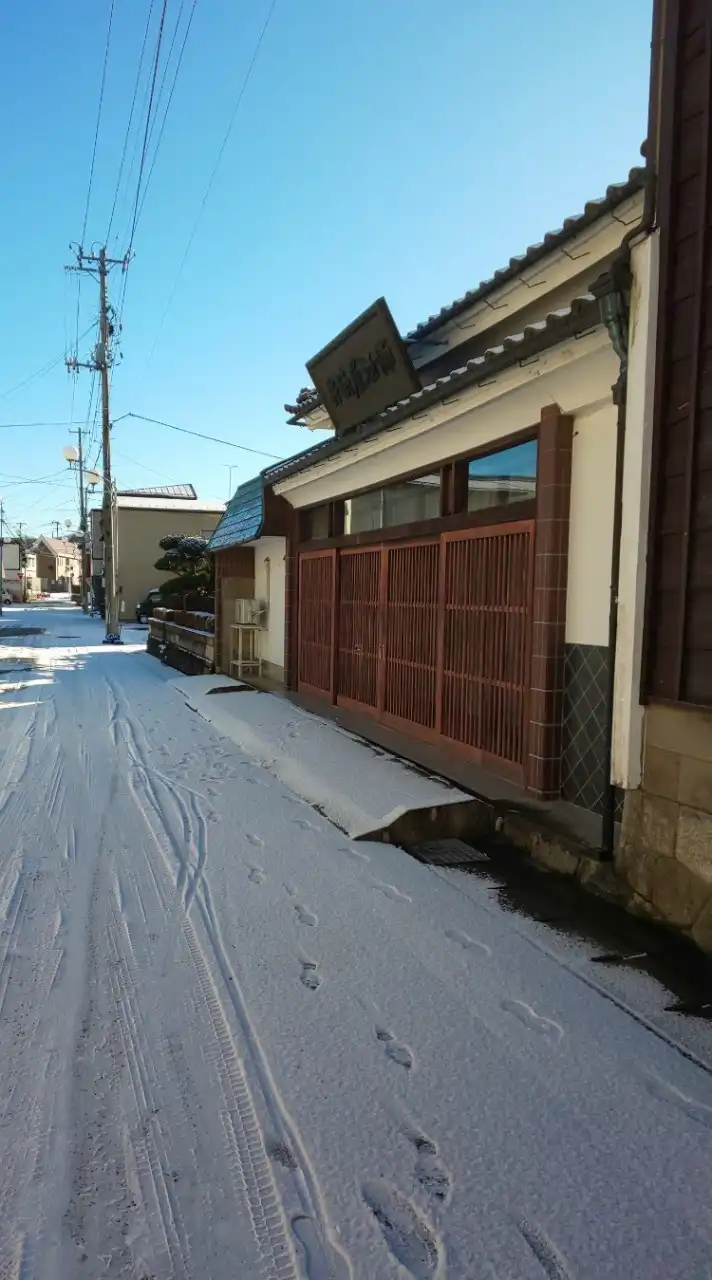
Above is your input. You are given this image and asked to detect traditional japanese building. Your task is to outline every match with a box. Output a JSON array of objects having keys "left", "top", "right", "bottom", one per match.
[{"left": 273, "top": 165, "right": 651, "bottom": 835}]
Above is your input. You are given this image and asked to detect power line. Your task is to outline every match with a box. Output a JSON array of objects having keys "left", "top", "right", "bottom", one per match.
[
  {"left": 112, "top": 448, "right": 180, "bottom": 482},
  {"left": 0, "top": 352, "right": 65, "bottom": 402},
  {"left": 106, "top": 0, "right": 158, "bottom": 244},
  {"left": 0, "top": 469, "right": 74, "bottom": 485},
  {"left": 84, "top": 375, "right": 99, "bottom": 461},
  {"left": 0, "top": 324, "right": 96, "bottom": 402},
  {"left": 126, "top": 0, "right": 170, "bottom": 255},
  {"left": 115, "top": 0, "right": 181, "bottom": 328},
  {"left": 134, "top": 0, "right": 199, "bottom": 231},
  {"left": 0, "top": 421, "right": 96, "bottom": 430},
  {"left": 114, "top": 412, "right": 281, "bottom": 458},
  {"left": 142, "top": 0, "right": 278, "bottom": 370},
  {"left": 82, "top": 0, "right": 117, "bottom": 244}
]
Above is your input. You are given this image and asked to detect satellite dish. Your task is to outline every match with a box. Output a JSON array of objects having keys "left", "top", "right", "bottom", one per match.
[
  {"left": 85, "top": 469, "right": 102, "bottom": 486},
  {"left": 62, "top": 445, "right": 79, "bottom": 462}
]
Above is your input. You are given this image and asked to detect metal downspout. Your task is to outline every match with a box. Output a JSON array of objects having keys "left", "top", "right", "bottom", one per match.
[{"left": 595, "top": 0, "right": 665, "bottom": 860}]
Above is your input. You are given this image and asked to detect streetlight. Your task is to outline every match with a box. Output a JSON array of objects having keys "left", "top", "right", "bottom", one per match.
[{"left": 224, "top": 464, "right": 239, "bottom": 501}]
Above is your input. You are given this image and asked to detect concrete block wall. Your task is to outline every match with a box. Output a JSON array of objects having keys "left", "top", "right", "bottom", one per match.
[{"left": 618, "top": 703, "right": 712, "bottom": 953}]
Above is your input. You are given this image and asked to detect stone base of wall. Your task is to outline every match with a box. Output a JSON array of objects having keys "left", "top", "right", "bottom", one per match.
[
  {"left": 261, "top": 659, "right": 284, "bottom": 685},
  {"left": 615, "top": 703, "right": 712, "bottom": 955}
]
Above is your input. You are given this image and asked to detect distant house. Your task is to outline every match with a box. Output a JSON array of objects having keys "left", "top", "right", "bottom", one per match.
[
  {"left": 30, "top": 537, "right": 81, "bottom": 594},
  {"left": 89, "top": 485, "right": 225, "bottom": 616},
  {"left": 1, "top": 540, "right": 26, "bottom": 601}
]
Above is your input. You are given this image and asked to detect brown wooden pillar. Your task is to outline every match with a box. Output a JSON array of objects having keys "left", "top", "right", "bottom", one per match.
[
  {"left": 526, "top": 403, "right": 573, "bottom": 798},
  {"left": 284, "top": 510, "right": 299, "bottom": 690},
  {"left": 213, "top": 553, "right": 223, "bottom": 673}
]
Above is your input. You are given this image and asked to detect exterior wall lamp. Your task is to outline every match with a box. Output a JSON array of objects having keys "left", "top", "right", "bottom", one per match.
[{"left": 591, "top": 264, "right": 632, "bottom": 403}]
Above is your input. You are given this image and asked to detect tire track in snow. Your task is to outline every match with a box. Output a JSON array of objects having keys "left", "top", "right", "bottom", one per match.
[
  {"left": 0, "top": 681, "right": 83, "bottom": 1272},
  {"left": 106, "top": 678, "right": 353, "bottom": 1279},
  {"left": 105, "top": 897, "right": 193, "bottom": 1279},
  {"left": 106, "top": 678, "right": 207, "bottom": 916},
  {"left": 181, "top": 919, "right": 297, "bottom": 1279},
  {"left": 0, "top": 871, "right": 26, "bottom": 1025},
  {"left": 0, "top": 701, "right": 37, "bottom": 821}
]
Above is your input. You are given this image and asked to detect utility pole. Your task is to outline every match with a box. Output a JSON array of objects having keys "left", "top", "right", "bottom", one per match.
[
  {"left": 51, "top": 521, "right": 61, "bottom": 538},
  {"left": 64, "top": 421, "right": 89, "bottom": 613},
  {"left": 66, "top": 244, "right": 125, "bottom": 643},
  {"left": 76, "top": 423, "right": 88, "bottom": 613}
]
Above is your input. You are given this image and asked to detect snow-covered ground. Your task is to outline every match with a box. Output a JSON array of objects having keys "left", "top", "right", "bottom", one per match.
[{"left": 0, "top": 606, "right": 711, "bottom": 1280}]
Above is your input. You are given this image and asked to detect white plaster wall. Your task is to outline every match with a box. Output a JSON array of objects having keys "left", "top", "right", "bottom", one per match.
[
  {"left": 253, "top": 536, "right": 286, "bottom": 676},
  {"left": 565, "top": 401, "right": 618, "bottom": 646},
  {"left": 611, "top": 231, "right": 660, "bottom": 789}
]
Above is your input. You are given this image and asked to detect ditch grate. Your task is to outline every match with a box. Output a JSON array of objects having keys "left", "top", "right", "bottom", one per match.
[{"left": 413, "top": 839, "right": 490, "bottom": 868}]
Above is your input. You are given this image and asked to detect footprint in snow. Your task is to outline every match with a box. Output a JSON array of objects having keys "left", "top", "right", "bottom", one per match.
[
  {"left": 642, "top": 1073, "right": 712, "bottom": 1129},
  {"left": 413, "top": 1136, "right": 451, "bottom": 1204},
  {"left": 248, "top": 867, "right": 266, "bottom": 885},
  {"left": 291, "top": 1215, "right": 352, "bottom": 1280},
  {"left": 266, "top": 1138, "right": 298, "bottom": 1169},
  {"left": 292, "top": 817, "right": 320, "bottom": 832},
  {"left": 392, "top": 1111, "right": 452, "bottom": 1204},
  {"left": 300, "top": 960, "right": 321, "bottom": 991},
  {"left": 376, "top": 1027, "right": 413, "bottom": 1070},
  {"left": 373, "top": 881, "right": 412, "bottom": 903},
  {"left": 294, "top": 903, "right": 317, "bottom": 927},
  {"left": 343, "top": 846, "right": 370, "bottom": 862},
  {"left": 501, "top": 999, "right": 563, "bottom": 1041},
  {"left": 518, "top": 1219, "right": 574, "bottom": 1280},
  {"left": 445, "top": 927, "right": 491, "bottom": 956},
  {"left": 362, "top": 1179, "right": 440, "bottom": 1279},
  {"left": 245, "top": 833, "right": 264, "bottom": 850}
]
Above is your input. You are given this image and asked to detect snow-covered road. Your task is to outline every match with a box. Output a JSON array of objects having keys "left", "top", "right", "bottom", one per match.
[{"left": 0, "top": 607, "right": 711, "bottom": 1280}]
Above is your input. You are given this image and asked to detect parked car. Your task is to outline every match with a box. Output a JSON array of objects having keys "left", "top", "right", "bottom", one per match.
[
  {"left": 136, "top": 587, "right": 163, "bottom": 622},
  {"left": 1, "top": 589, "right": 12, "bottom": 605}
]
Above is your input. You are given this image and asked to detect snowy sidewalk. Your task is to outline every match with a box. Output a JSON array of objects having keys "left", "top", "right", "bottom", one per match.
[
  {"left": 172, "top": 673, "right": 469, "bottom": 838},
  {"left": 0, "top": 609, "right": 712, "bottom": 1279}
]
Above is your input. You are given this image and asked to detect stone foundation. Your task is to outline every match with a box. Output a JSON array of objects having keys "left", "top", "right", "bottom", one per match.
[{"left": 617, "top": 703, "right": 712, "bottom": 953}]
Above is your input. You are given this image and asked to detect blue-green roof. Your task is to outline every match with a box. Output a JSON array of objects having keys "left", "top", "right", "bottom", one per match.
[{"left": 208, "top": 476, "right": 264, "bottom": 552}]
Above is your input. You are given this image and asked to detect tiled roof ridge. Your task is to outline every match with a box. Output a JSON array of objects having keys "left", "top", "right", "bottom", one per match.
[
  {"left": 269, "top": 293, "right": 600, "bottom": 485},
  {"left": 406, "top": 164, "right": 645, "bottom": 341},
  {"left": 285, "top": 163, "right": 644, "bottom": 422}
]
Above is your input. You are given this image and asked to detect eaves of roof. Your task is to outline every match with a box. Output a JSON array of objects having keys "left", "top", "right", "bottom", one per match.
[
  {"left": 208, "top": 476, "right": 265, "bottom": 552},
  {"left": 285, "top": 164, "right": 644, "bottom": 423},
  {"left": 268, "top": 294, "right": 601, "bottom": 487},
  {"left": 406, "top": 165, "right": 645, "bottom": 342}
]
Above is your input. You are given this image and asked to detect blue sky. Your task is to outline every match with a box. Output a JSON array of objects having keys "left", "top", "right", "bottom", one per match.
[{"left": 0, "top": 0, "right": 652, "bottom": 536}]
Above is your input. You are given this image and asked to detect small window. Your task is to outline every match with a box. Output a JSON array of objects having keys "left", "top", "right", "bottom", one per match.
[
  {"left": 383, "top": 474, "right": 441, "bottom": 527},
  {"left": 466, "top": 440, "right": 537, "bottom": 513},
  {"left": 304, "top": 504, "right": 330, "bottom": 539},
  {"left": 345, "top": 490, "right": 383, "bottom": 534},
  {"left": 344, "top": 473, "right": 441, "bottom": 534}
]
